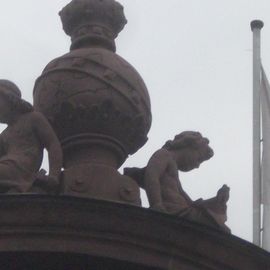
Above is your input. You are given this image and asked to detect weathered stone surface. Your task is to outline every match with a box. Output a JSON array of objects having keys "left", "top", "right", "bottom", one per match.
[
  {"left": 125, "top": 131, "right": 230, "bottom": 232},
  {"left": 0, "top": 195, "right": 267, "bottom": 270},
  {"left": 33, "top": 0, "right": 151, "bottom": 202},
  {"left": 0, "top": 80, "right": 62, "bottom": 194}
]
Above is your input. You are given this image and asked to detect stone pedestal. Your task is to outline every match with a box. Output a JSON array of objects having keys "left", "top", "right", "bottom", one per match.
[{"left": 62, "top": 164, "right": 141, "bottom": 205}]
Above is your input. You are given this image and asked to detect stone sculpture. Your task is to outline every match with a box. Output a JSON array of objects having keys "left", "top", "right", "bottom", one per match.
[
  {"left": 0, "top": 0, "right": 230, "bottom": 231},
  {"left": 125, "top": 131, "right": 230, "bottom": 232},
  {"left": 33, "top": 0, "right": 151, "bottom": 204},
  {"left": 0, "top": 80, "right": 63, "bottom": 193}
]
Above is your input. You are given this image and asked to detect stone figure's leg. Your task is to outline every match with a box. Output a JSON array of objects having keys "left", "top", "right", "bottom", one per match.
[
  {"left": 0, "top": 163, "right": 21, "bottom": 193},
  {"left": 179, "top": 205, "right": 225, "bottom": 231}
]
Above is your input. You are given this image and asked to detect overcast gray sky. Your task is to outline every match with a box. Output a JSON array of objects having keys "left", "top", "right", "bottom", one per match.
[{"left": 1, "top": 0, "right": 270, "bottom": 242}]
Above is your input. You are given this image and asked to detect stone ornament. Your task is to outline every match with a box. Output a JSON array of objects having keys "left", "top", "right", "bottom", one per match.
[
  {"left": 125, "top": 131, "right": 230, "bottom": 232},
  {"left": 0, "top": 80, "right": 63, "bottom": 193},
  {"left": 33, "top": 0, "right": 151, "bottom": 204},
  {"left": 0, "top": 0, "right": 231, "bottom": 232},
  {"left": 59, "top": 0, "right": 127, "bottom": 51}
]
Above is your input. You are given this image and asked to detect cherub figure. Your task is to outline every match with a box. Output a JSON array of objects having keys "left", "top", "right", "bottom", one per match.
[
  {"left": 0, "top": 80, "right": 63, "bottom": 193},
  {"left": 125, "top": 131, "right": 230, "bottom": 232}
]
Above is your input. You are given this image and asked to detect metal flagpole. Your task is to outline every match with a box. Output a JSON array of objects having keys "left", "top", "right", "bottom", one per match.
[
  {"left": 261, "top": 65, "right": 270, "bottom": 251},
  {"left": 251, "top": 20, "right": 264, "bottom": 246}
]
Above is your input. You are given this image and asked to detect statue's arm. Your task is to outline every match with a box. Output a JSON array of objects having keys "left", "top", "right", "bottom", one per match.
[
  {"left": 32, "top": 112, "right": 63, "bottom": 181},
  {"left": 178, "top": 183, "right": 193, "bottom": 204},
  {"left": 0, "top": 135, "right": 5, "bottom": 157},
  {"left": 144, "top": 149, "right": 169, "bottom": 211}
]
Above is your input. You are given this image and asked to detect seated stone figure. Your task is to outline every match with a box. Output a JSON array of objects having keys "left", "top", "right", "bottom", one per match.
[
  {"left": 0, "top": 80, "right": 63, "bottom": 193},
  {"left": 124, "top": 131, "right": 230, "bottom": 232}
]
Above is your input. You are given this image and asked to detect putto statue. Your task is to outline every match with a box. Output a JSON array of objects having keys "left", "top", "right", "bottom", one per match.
[
  {"left": 0, "top": 80, "right": 63, "bottom": 193},
  {"left": 125, "top": 131, "right": 230, "bottom": 232}
]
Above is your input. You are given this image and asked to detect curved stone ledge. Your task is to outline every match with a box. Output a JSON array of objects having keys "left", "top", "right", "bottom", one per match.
[{"left": 0, "top": 195, "right": 268, "bottom": 270}]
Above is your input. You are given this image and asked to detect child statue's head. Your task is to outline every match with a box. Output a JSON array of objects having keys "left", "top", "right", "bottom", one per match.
[
  {"left": 0, "top": 80, "right": 33, "bottom": 123},
  {"left": 163, "top": 131, "right": 214, "bottom": 171}
]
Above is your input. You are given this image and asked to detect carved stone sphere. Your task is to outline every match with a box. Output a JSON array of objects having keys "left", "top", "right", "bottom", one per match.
[{"left": 33, "top": 47, "right": 152, "bottom": 166}]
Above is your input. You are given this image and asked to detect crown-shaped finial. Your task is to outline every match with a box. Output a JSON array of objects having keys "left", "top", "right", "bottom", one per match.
[{"left": 59, "top": 0, "right": 127, "bottom": 51}]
